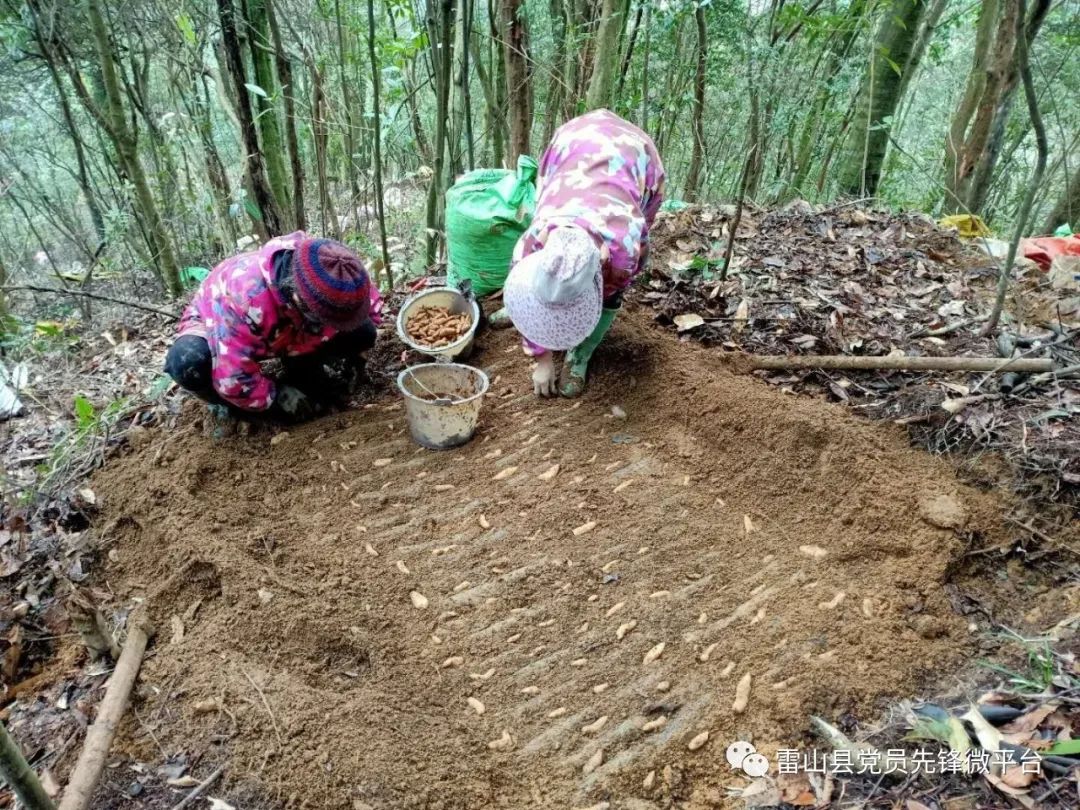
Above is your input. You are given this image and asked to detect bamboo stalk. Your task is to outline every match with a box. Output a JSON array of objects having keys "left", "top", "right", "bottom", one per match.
[
  {"left": 58, "top": 612, "right": 154, "bottom": 810},
  {"left": 745, "top": 355, "right": 1054, "bottom": 373},
  {"left": 0, "top": 721, "right": 57, "bottom": 810}
]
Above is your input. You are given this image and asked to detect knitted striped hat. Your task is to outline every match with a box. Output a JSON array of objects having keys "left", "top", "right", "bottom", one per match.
[{"left": 292, "top": 238, "right": 371, "bottom": 331}]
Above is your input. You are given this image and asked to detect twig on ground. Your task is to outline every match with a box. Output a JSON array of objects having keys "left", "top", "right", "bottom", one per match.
[
  {"left": 746, "top": 355, "right": 1054, "bottom": 373},
  {"left": 1006, "top": 516, "right": 1078, "bottom": 558},
  {"left": 1, "top": 285, "right": 178, "bottom": 318},
  {"left": 1009, "top": 363, "right": 1080, "bottom": 396},
  {"left": 242, "top": 670, "right": 283, "bottom": 747},
  {"left": 168, "top": 764, "right": 225, "bottom": 810},
  {"left": 58, "top": 611, "right": 155, "bottom": 810},
  {"left": 817, "top": 197, "right": 877, "bottom": 214},
  {"left": 909, "top": 314, "right": 990, "bottom": 339}
]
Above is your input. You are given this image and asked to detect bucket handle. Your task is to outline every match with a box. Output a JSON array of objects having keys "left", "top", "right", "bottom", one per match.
[{"left": 405, "top": 367, "right": 462, "bottom": 406}]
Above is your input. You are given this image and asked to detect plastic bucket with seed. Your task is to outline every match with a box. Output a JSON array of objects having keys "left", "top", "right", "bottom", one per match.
[
  {"left": 397, "top": 363, "right": 490, "bottom": 449},
  {"left": 396, "top": 287, "right": 481, "bottom": 361}
]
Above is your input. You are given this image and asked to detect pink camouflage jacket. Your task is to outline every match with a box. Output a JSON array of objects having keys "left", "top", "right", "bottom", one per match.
[
  {"left": 177, "top": 232, "right": 382, "bottom": 411},
  {"left": 513, "top": 109, "right": 666, "bottom": 355}
]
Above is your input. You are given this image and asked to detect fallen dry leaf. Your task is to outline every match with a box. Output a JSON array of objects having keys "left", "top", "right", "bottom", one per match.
[
  {"left": 983, "top": 772, "right": 1035, "bottom": 809},
  {"left": 1001, "top": 702, "right": 1059, "bottom": 735},
  {"left": 170, "top": 615, "right": 185, "bottom": 644},
  {"left": 166, "top": 776, "right": 201, "bottom": 788},
  {"left": 674, "top": 313, "right": 705, "bottom": 332},
  {"left": 732, "top": 299, "right": 750, "bottom": 333},
  {"left": 776, "top": 771, "right": 815, "bottom": 806},
  {"left": 999, "top": 764, "right": 1038, "bottom": 789}
]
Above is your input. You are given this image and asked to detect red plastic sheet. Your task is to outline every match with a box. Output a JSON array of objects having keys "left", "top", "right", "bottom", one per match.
[{"left": 1020, "top": 235, "right": 1080, "bottom": 271}]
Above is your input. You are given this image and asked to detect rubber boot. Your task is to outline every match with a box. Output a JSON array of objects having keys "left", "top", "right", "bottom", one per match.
[
  {"left": 488, "top": 306, "right": 513, "bottom": 329},
  {"left": 558, "top": 308, "right": 618, "bottom": 398}
]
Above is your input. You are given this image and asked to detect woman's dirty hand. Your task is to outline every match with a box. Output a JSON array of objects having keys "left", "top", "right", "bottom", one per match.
[
  {"left": 276, "top": 385, "right": 315, "bottom": 420},
  {"left": 532, "top": 352, "right": 557, "bottom": 397}
]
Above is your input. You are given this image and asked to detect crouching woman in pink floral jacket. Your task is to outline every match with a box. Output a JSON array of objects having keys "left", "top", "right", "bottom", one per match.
[{"left": 165, "top": 233, "right": 382, "bottom": 422}]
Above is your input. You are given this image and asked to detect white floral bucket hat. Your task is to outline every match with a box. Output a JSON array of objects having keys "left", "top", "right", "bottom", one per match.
[{"left": 503, "top": 227, "right": 603, "bottom": 351}]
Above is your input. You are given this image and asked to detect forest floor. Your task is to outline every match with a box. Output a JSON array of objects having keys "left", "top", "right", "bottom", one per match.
[{"left": 0, "top": 204, "right": 1078, "bottom": 809}]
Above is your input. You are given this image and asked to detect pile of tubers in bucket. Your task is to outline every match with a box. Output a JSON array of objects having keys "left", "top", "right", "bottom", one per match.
[{"left": 406, "top": 305, "right": 472, "bottom": 348}]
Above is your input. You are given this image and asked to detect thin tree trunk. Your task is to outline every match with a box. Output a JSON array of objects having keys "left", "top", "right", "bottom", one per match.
[
  {"left": 965, "top": 0, "right": 1052, "bottom": 214},
  {"left": 31, "top": 19, "right": 106, "bottom": 246},
  {"left": 245, "top": 0, "right": 291, "bottom": 225},
  {"left": 837, "top": 0, "right": 927, "bottom": 197},
  {"left": 450, "top": 0, "right": 469, "bottom": 175},
  {"left": 1044, "top": 159, "right": 1080, "bottom": 232},
  {"left": 309, "top": 61, "right": 337, "bottom": 238},
  {"left": 791, "top": 0, "right": 867, "bottom": 195},
  {"left": 462, "top": 0, "right": 476, "bottom": 170},
  {"left": 684, "top": 4, "right": 707, "bottom": 201},
  {"left": 193, "top": 76, "right": 237, "bottom": 246},
  {"left": 943, "top": 0, "right": 1012, "bottom": 213},
  {"left": 267, "top": 0, "right": 306, "bottom": 230},
  {"left": 426, "top": 0, "right": 455, "bottom": 265},
  {"left": 367, "top": 0, "right": 393, "bottom": 286},
  {"left": 502, "top": 0, "right": 532, "bottom": 162},
  {"left": 405, "top": 59, "right": 435, "bottom": 166},
  {"left": 895, "top": 0, "right": 948, "bottom": 103},
  {"left": 639, "top": 2, "right": 650, "bottom": 131},
  {"left": 83, "top": 0, "right": 182, "bottom": 295},
  {"left": 585, "top": 0, "right": 622, "bottom": 111},
  {"left": 615, "top": 4, "right": 642, "bottom": 100},
  {"left": 544, "top": 0, "right": 568, "bottom": 142},
  {"left": 560, "top": 0, "right": 580, "bottom": 121},
  {"left": 983, "top": 0, "right": 1047, "bottom": 335},
  {"left": 217, "top": 0, "right": 284, "bottom": 236},
  {"left": 335, "top": 0, "right": 362, "bottom": 228},
  {"left": 469, "top": 26, "right": 504, "bottom": 165},
  {"left": 493, "top": 0, "right": 509, "bottom": 164}
]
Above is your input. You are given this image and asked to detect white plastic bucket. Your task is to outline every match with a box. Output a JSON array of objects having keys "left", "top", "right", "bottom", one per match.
[
  {"left": 397, "top": 363, "right": 490, "bottom": 449},
  {"left": 396, "top": 287, "right": 481, "bottom": 361}
]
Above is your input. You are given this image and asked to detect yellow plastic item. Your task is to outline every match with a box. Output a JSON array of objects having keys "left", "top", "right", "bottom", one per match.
[{"left": 938, "top": 214, "right": 992, "bottom": 238}]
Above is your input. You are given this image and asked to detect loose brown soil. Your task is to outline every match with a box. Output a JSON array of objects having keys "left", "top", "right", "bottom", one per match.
[{"left": 92, "top": 304, "right": 1012, "bottom": 809}]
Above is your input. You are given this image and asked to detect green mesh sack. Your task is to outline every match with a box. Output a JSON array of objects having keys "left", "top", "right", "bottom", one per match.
[{"left": 446, "top": 154, "right": 537, "bottom": 297}]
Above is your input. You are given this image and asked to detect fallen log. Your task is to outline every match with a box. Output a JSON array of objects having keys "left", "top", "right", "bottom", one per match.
[
  {"left": 745, "top": 355, "right": 1055, "bottom": 373},
  {"left": 58, "top": 611, "right": 155, "bottom": 810}
]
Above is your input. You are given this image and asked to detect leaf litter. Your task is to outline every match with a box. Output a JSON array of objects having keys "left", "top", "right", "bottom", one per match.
[{"left": 0, "top": 222, "right": 1076, "bottom": 807}]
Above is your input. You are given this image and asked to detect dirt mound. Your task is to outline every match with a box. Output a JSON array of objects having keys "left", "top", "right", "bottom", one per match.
[
  {"left": 645, "top": 203, "right": 1080, "bottom": 511},
  {"left": 92, "top": 305, "right": 1009, "bottom": 809}
]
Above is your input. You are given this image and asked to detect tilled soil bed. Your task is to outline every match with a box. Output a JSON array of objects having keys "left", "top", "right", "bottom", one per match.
[{"left": 90, "top": 306, "right": 1012, "bottom": 809}]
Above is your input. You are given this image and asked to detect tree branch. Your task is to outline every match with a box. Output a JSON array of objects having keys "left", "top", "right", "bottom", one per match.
[{"left": 2, "top": 285, "right": 179, "bottom": 318}]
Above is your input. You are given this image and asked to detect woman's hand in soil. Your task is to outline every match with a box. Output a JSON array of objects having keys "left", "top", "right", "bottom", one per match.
[
  {"left": 276, "top": 385, "right": 315, "bottom": 420},
  {"left": 532, "top": 352, "right": 556, "bottom": 397}
]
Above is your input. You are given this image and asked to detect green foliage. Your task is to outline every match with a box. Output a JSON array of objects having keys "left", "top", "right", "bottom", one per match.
[
  {"left": 978, "top": 641, "right": 1058, "bottom": 694},
  {"left": 175, "top": 13, "right": 196, "bottom": 46},
  {"left": 0, "top": 0, "right": 1077, "bottom": 296},
  {"left": 73, "top": 394, "right": 96, "bottom": 432}
]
